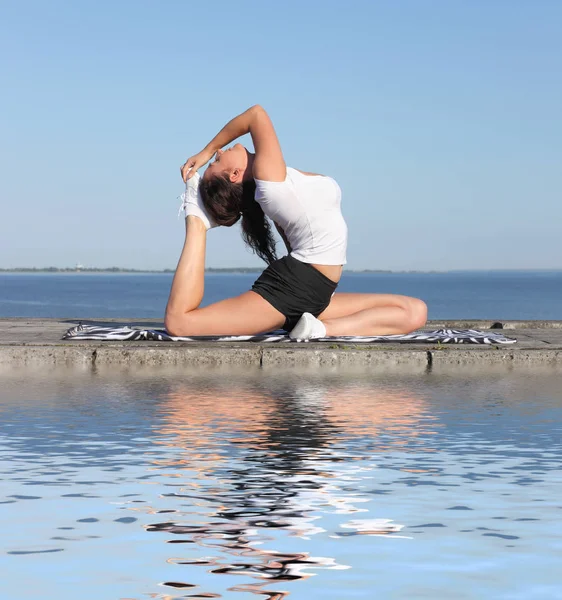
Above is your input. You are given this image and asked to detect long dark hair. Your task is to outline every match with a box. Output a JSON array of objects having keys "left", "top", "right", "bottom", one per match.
[{"left": 199, "top": 175, "right": 278, "bottom": 265}]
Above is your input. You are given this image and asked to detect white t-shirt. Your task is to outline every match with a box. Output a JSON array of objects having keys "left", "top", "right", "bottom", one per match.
[{"left": 254, "top": 167, "right": 348, "bottom": 265}]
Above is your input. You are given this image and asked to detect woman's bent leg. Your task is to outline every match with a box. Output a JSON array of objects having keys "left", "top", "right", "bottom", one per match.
[
  {"left": 165, "top": 216, "right": 207, "bottom": 318},
  {"left": 164, "top": 216, "right": 285, "bottom": 336},
  {"left": 166, "top": 291, "right": 286, "bottom": 336},
  {"left": 317, "top": 293, "right": 427, "bottom": 336}
]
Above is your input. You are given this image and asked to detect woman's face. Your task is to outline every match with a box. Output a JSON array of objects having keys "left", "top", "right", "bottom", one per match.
[{"left": 203, "top": 143, "right": 247, "bottom": 182}]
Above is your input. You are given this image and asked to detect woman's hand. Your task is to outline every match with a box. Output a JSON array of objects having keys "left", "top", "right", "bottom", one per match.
[
  {"left": 180, "top": 106, "right": 260, "bottom": 182},
  {"left": 180, "top": 149, "right": 213, "bottom": 182}
]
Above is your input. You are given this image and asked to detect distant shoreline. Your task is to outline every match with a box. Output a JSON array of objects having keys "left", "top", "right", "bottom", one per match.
[
  {"left": 1, "top": 268, "right": 560, "bottom": 275},
  {"left": 0, "top": 267, "right": 402, "bottom": 274}
]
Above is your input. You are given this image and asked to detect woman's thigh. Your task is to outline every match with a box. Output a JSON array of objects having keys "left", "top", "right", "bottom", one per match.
[
  {"left": 166, "top": 291, "right": 286, "bottom": 336},
  {"left": 317, "top": 292, "right": 421, "bottom": 321}
]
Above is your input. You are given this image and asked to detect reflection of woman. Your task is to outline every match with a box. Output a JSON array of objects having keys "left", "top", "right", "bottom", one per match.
[
  {"left": 158, "top": 376, "right": 430, "bottom": 471},
  {"left": 153, "top": 379, "right": 428, "bottom": 594},
  {"left": 165, "top": 105, "right": 427, "bottom": 339}
]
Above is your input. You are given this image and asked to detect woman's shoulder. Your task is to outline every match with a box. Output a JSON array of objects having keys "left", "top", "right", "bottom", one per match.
[
  {"left": 254, "top": 167, "right": 297, "bottom": 184},
  {"left": 254, "top": 167, "right": 325, "bottom": 189},
  {"left": 254, "top": 168, "right": 298, "bottom": 204}
]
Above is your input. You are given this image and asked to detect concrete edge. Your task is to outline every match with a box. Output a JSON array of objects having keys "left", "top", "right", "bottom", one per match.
[{"left": 2, "top": 344, "right": 562, "bottom": 369}]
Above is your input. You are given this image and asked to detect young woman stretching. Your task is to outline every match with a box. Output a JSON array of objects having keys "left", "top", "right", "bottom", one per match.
[{"left": 165, "top": 105, "right": 427, "bottom": 339}]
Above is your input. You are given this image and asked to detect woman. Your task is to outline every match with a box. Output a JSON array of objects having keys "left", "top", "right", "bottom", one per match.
[{"left": 165, "top": 105, "right": 427, "bottom": 339}]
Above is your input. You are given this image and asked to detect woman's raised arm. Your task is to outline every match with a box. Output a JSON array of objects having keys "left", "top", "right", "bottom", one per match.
[
  {"left": 246, "top": 106, "right": 286, "bottom": 182},
  {"left": 181, "top": 105, "right": 286, "bottom": 182}
]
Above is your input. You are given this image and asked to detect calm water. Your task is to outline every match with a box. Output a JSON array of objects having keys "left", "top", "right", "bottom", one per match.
[
  {"left": 1, "top": 367, "right": 561, "bottom": 599},
  {"left": 1, "top": 271, "right": 561, "bottom": 320}
]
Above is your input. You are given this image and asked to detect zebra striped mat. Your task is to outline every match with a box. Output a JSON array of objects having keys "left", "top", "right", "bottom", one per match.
[{"left": 62, "top": 324, "right": 517, "bottom": 345}]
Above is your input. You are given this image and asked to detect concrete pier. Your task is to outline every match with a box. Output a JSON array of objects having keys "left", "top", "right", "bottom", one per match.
[{"left": 0, "top": 318, "right": 562, "bottom": 369}]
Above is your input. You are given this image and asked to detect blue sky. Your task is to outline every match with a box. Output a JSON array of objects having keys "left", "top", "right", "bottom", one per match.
[{"left": 1, "top": 0, "right": 560, "bottom": 270}]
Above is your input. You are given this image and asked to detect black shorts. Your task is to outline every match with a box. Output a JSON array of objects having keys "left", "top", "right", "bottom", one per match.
[{"left": 251, "top": 254, "right": 338, "bottom": 332}]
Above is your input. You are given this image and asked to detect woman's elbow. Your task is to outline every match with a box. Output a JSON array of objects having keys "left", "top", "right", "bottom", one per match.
[{"left": 250, "top": 104, "right": 267, "bottom": 118}]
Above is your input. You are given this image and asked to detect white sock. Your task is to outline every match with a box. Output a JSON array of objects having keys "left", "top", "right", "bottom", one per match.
[
  {"left": 289, "top": 312, "right": 327, "bottom": 341},
  {"left": 177, "top": 171, "right": 217, "bottom": 230}
]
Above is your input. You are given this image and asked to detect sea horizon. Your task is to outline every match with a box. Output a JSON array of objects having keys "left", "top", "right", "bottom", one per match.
[
  {"left": 1, "top": 267, "right": 561, "bottom": 274},
  {"left": 2, "top": 270, "right": 561, "bottom": 320}
]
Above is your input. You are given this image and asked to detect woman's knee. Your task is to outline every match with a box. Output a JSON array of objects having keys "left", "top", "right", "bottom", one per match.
[
  {"left": 394, "top": 297, "right": 426, "bottom": 332},
  {"left": 164, "top": 311, "right": 192, "bottom": 337},
  {"left": 407, "top": 298, "right": 427, "bottom": 331},
  {"left": 164, "top": 314, "right": 180, "bottom": 336}
]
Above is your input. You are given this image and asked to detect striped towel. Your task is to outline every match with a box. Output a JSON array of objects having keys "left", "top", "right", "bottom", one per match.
[{"left": 62, "top": 324, "right": 516, "bottom": 345}]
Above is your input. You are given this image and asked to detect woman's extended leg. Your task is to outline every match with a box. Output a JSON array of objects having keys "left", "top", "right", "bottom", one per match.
[
  {"left": 317, "top": 293, "right": 428, "bottom": 336},
  {"left": 164, "top": 216, "right": 285, "bottom": 336}
]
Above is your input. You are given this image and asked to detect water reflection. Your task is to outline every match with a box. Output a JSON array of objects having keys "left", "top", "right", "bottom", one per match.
[
  {"left": 142, "top": 377, "right": 431, "bottom": 597},
  {"left": 2, "top": 367, "right": 562, "bottom": 599}
]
